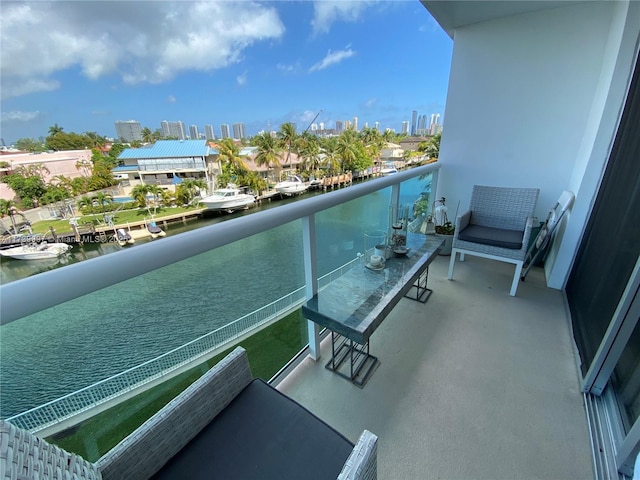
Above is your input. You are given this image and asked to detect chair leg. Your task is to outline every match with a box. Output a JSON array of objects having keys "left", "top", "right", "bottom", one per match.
[
  {"left": 448, "top": 250, "right": 457, "bottom": 280},
  {"left": 510, "top": 262, "right": 524, "bottom": 296}
]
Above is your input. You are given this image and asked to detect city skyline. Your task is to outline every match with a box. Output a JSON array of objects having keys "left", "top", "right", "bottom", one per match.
[
  {"left": 0, "top": 1, "right": 453, "bottom": 144},
  {"left": 113, "top": 108, "right": 442, "bottom": 143}
]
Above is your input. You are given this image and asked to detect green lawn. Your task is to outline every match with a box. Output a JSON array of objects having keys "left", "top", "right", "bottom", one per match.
[
  {"left": 46, "top": 309, "right": 308, "bottom": 461},
  {"left": 30, "top": 206, "right": 203, "bottom": 235}
]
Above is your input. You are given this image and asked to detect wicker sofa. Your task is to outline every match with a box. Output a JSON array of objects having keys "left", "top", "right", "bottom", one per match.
[{"left": 1, "top": 347, "right": 377, "bottom": 480}]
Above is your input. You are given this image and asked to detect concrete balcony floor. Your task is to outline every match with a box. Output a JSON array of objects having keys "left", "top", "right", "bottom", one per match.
[{"left": 278, "top": 254, "right": 593, "bottom": 480}]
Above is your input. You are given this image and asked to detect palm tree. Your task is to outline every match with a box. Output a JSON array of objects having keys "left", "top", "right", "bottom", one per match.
[
  {"left": 320, "top": 138, "right": 342, "bottom": 174},
  {"left": 77, "top": 195, "right": 94, "bottom": 214},
  {"left": 177, "top": 179, "right": 207, "bottom": 205},
  {"left": 48, "top": 124, "right": 63, "bottom": 136},
  {"left": 217, "top": 138, "right": 249, "bottom": 173},
  {"left": 141, "top": 127, "right": 155, "bottom": 144},
  {"left": 359, "top": 127, "right": 383, "bottom": 165},
  {"left": 419, "top": 133, "right": 441, "bottom": 160},
  {"left": 92, "top": 192, "right": 113, "bottom": 222},
  {"left": 296, "top": 133, "right": 322, "bottom": 173},
  {"left": 277, "top": 122, "right": 298, "bottom": 170},
  {"left": 336, "top": 129, "right": 360, "bottom": 171},
  {"left": 131, "top": 184, "right": 151, "bottom": 208},
  {"left": 253, "top": 132, "right": 283, "bottom": 182}
]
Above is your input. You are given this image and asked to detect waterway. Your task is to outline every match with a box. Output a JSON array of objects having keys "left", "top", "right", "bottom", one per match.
[{"left": 0, "top": 176, "right": 432, "bottom": 418}]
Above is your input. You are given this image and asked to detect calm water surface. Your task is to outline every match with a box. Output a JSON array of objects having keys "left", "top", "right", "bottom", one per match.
[{"left": 0, "top": 179, "right": 431, "bottom": 418}]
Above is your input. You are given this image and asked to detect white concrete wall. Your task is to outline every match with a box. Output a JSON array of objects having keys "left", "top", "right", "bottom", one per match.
[{"left": 437, "top": 1, "right": 639, "bottom": 289}]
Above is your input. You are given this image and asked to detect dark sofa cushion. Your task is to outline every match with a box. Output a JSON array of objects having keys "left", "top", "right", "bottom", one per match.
[
  {"left": 152, "top": 378, "right": 354, "bottom": 480},
  {"left": 458, "top": 224, "right": 524, "bottom": 250}
]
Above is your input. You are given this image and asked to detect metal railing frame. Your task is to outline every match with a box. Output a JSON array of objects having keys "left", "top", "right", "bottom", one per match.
[{"left": 1, "top": 163, "right": 440, "bottom": 431}]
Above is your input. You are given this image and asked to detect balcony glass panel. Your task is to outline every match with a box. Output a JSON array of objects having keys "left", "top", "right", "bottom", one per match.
[
  {"left": 0, "top": 164, "right": 440, "bottom": 455},
  {"left": 0, "top": 221, "right": 307, "bottom": 420}
]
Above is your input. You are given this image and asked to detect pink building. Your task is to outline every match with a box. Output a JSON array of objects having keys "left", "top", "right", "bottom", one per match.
[{"left": 0, "top": 149, "right": 92, "bottom": 201}]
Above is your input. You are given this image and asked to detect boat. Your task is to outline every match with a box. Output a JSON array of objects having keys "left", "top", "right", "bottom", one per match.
[
  {"left": 308, "top": 175, "right": 324, "bottom": 190},
  {"left": 0, "top": 241, "right": 71, "bottom": 260},
  {"left": 381, "top": 162, "right": 398, "bottom": 176},
  {"left": 115, "top": 229, "right": 135, "bottom": 246},
  {"left": 147, "top": 221, "right": 166, "bottom": 239},
  {"left": 275, "top": 175, "right": 308, "bottom": 196},
  {"left": 199, "top": 185, "right": 256, "bottom": 213}
]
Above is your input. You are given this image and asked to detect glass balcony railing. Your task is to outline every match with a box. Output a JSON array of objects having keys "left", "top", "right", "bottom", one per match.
[{"left": 0, "top": 163, "right": 440, "bottom": 455}]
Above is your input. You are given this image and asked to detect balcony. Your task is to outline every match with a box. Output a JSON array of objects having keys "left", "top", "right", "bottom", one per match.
[
  {"left": 278, "top": 253, "right": 593, "bottom": 479},
  {"left": 0, "top": 163, "right": 593, "bottom": 478}
]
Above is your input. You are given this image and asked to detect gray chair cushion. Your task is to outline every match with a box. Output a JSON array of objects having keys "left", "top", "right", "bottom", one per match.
[
  {"left": 151, "top": 378, "right": 354, "bottom": 480},
  {"left": 458, "top": 225, "right": 524, "bottom": 250}
]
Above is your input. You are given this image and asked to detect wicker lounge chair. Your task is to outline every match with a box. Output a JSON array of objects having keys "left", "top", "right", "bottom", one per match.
[
  {"left": 447, "top": 185, "right": 540, "bottom": 296},
  {"left": 1, "top": 347, "right": 377, "bottom": 480}
]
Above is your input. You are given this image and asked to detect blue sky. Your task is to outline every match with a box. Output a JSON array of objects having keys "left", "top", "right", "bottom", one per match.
[{"left": 0, "top": 1, "right": 453, "bottom": 144}]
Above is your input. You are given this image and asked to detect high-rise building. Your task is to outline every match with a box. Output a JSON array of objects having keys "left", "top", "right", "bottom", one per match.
[
  {"left": 319, "top": 122, "right": 325, "bottom": 130},
  {"left": 429, "top": 113, "right": 441, "bottom": 127},
  {"left": 115, "top": 120, "right": 142, "bottom": 142},
  {"left": 232, "top": 123, "right": 246, "bottom": 139},
  {"left": 353, "top": 116, "right": 358, "bottom": 132},
  {"left": 402, "top": 121, "right": 410, "bottom": 134},
  {"left": 374, "top": 121, "right": 380, "bottom": 131},
  {"left": 220, "top": 124, "right": 231, "bottom": 139},
  {"left": 335, "top": 120, "right": 343, "bottom": 133},
  {"left": 189, "top": 125, "right": 200, "bottom": 140},
  {"left": 204, "top": 125, "right": 216, "bottom": 140},
  {"left": 160, "top": 121, "right": 186, "bottom": 140},
  {"left": 417, "top": 115, "right": 428, "bottom": 135},
  {"left": 410, "top": 110, "right": 418, "bottom": 136}
]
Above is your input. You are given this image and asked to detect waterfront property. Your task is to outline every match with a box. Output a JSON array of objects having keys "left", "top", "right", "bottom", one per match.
[
  {"left": 1, "top": 1, "right": 639, "bottom": 479},
  {"left": 114, "top": 140, "right": 216, "bottom": 195}
]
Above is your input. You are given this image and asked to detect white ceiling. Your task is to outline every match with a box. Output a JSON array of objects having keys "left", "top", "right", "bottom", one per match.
[{"left": 421, "top": 1, "right": 586, "bottom": 37}]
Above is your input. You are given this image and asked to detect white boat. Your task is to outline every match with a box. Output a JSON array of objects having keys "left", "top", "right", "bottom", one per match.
[
  {"left": 115, "top": 229, "right": 135, "bottom": 246},
  {"left": 275, "top": 175, "right": 308, "bottom": 196},
  {"left": 0, "top": 242, "right": 71, "bottom": 260},
  {"left": 200, "top": 185, "right": 256, "bottom": 213},
  {"left": 381, "top": 162, "right": 398, "bottom": 176},
  {"left": 147, "top": 221, "right": 166, "bottom": 239}
]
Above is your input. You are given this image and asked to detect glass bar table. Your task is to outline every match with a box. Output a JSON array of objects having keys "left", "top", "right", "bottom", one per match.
[{"left": 303, "top": 234, "right": 444, "bottom": 387}]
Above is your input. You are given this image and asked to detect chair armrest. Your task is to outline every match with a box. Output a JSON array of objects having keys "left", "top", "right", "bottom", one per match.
[
  {"left": 97, "top": 346, "right": 252, "bottom": 480},
  {"left": 454, "top": 210, "right": 471, "bottom": 239},
  {"left": 0, "top": 420, "right": 102, "bottom": 480},
  {"left": 337, "top": 430, "right": 378, "bottom": 480},
  {"left": 520, "top": 216, "right": 535, "bottom": 252}
]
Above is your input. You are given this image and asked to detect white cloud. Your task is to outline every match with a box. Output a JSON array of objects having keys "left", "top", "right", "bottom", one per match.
[
  {"left": 0, "top": 1, "right": 285, "bottom": 98},
  {"left": 277, "top": 63, "right": 295, "bottom": 73},
  {"left": 309, "top": 47, "right": 356, "bottom": 72},
  {"left": 311, "top": 1, "right": 373, "bottom": 36},
  {"left": 167, "top": 95, "right": 177, "bottom": 104},
  {"left": 1, "top": 110, "right": 41, "bottom": 122},
  {"left": 363, "top": 98, "right": 377, "bottom": 109},
  {"left": 236, "top": 72, "right": 248, "bottom": 86}
]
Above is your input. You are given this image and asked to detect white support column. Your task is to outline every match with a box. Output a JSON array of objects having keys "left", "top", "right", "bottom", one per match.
[{"left": 302, "top": 214, "right": 321, "bottom": 360}]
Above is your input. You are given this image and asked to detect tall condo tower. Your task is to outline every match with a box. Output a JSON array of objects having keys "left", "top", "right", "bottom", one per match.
[
  {"left": 115, "top": 120, "right": 142, "bottom": 142},
  {"left": 220, "top": 124, "right": 231, "bottom": 139},
  {"left": 204, "top": 125, "right": 216, "bottom": 140},
  {"left": 410, "top": 110, "right": 418, "bottom": 135},
  {"left": 401, "top": 121, "right": 410, "bottom": 134},
  {"left": 232, "top": 123, "right": 246, "bottom": 140},
  {"left": 189, "top": 125, "right": 200, "bottom": 140},
  {"left": 160, "top": 121, "right": 186, "bottom": 140},
  {"left": 353, "top": 116, "right": 359, "bottom": 132}
]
